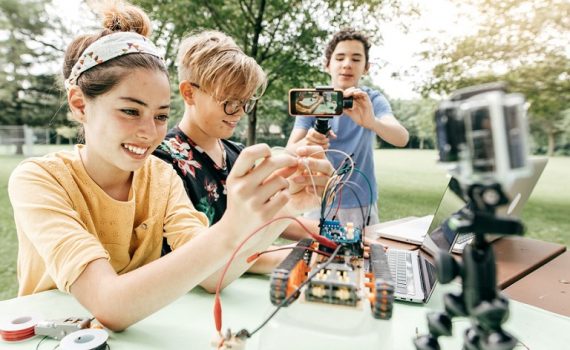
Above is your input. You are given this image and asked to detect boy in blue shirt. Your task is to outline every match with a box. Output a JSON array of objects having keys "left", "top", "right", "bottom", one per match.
[{"left": 287, "top": 28, "right": 409, "bottom": 226}]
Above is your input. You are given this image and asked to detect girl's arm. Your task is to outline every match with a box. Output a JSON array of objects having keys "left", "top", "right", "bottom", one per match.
[
  {"left": 71, "top": 145, "right": 332, "bottom": 331},
  {"left": 69, "top": 144, "right": 296, "bottom": 331}
]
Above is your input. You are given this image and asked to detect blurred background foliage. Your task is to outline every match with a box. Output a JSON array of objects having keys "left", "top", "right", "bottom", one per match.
[{"left": 0, "top": 0, "right": 568, "bottom": 153}]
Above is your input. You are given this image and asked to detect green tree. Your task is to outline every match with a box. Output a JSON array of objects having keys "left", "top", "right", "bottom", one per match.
[
  {"left": 0, "top": 0, "right": 70, "bottom": 153},
  {"left": 133, "top": 0, "right": 412, "bottom": 145},
  {"left": 419, "top": 0, "right": 570, "bottom": 155},
  {"left": 391, "top": 98, "right": 437, "bottom": 149}
]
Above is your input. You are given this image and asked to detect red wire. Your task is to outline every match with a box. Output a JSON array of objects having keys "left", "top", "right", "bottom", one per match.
[
  {"left": 247, "top": 245, "right": 331, "bottom": 263},
  {"left": 213, "top": 215, "right": 338, "bottom": 335}
]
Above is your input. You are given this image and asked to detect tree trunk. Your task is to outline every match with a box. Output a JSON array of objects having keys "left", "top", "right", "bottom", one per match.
[
  {"left": 247, "top": 105, "right": 258, "bottom": 146},
  {"left": 547, "top": 131, "right": 556, "bottom": 156},
  {"left": 15, "top": 126, "right": 25, "bottom": 155},
  {"left": 419, "top": 138, "right": 424, "bottom": 150},
  {"left": 245, "top": 0, "right": 265, "bottom": 147},
  {"left": 15, "top": 143, "right": 24, "bottom": 155}
]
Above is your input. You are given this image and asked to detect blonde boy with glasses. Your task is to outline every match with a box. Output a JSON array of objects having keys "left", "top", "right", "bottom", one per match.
[{"left": 154, "top": 30, "right": 321, "bottom": 271}]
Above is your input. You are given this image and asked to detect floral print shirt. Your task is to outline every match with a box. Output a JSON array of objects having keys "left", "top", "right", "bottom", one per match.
[{"left": 153, "top": 126, "right": 244, "bottom": 226}]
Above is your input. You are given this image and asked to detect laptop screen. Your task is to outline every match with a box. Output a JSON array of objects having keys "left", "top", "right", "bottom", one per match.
[
  {"left": 420, "top": 180, "right": 467, "bottom": 257},
  {"left": 421, "top": 156, "right": 547, "bottom": 257},
  {"left": 414, "top": 179, "right": 467, "bottom": 302}
]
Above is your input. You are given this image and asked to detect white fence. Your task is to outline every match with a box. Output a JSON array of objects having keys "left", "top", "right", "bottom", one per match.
[{"left": 0, "top": 125, "right": 52, "bottom": 156}]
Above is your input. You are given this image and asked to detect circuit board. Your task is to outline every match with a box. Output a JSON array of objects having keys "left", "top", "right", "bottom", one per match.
[{"left": 319, "top": 220, "right": 363, "bottom": 257}]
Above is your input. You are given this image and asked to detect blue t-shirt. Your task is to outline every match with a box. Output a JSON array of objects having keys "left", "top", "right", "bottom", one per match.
[{"left": 293, "top": 86, "right": 392, "bottom": 209}]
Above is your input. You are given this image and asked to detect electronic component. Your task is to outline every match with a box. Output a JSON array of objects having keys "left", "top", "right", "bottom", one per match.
[
  {"left": 59, "top": 328, "right": 108, "bottom": 350},
  {"left": 269, "top": 239, "right": 314, "bottom": 307},
  {"left": 34, "top": 317, "right": 91, "bottom": 340},
  {"left": 305, "top": 261, "right": 359, "bottom": 306},
  {"left": 0, "top": 315, "right": 40, "bottom": 342},
  {"left": 319, "top": 220, "right": 363, "bottom": 257},
  {"left": 211, "top": 329, "right": 246, "bottom": 350}
]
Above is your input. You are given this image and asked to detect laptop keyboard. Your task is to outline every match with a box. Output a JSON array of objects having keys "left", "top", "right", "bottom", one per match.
[
  {"left": 456, "top": 233, "right": 474, "bottom": 244},
  {"left": 387, "top": 250, "right": 415, "bottom": 295}
]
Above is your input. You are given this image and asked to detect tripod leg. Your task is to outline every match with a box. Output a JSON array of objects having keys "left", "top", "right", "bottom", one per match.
[
  {"left": 463, "top": 325, "right": 482, "bottom": 350},
  {"left": 472, "top": 296, "right": 518, "bottom": 350},
  {"left": 414, "top": 309, "right": 453, "bottom": 350}
]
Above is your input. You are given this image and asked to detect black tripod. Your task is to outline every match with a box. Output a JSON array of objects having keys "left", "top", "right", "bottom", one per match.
[{"left": 414, "top": 181, "right": 524, "bottom": 350}]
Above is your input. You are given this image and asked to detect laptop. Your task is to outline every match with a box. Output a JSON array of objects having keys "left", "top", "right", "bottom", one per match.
[
  {"left": 451, "top": 157, "right": 548, "bottom": 253},
  {"left": 374, "top": 177, "right": 461, "bottom": 245},
  {"left": 386, "top": 183, "right": 467, "bottom": 303},
  {"left": 374, "top": 215, "right": 434, "bottom": 245}
]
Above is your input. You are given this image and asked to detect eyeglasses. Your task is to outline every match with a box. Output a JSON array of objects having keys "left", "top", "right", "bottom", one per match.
[{"left": 190, "top": 83, "right": 256, "bottom": 115}]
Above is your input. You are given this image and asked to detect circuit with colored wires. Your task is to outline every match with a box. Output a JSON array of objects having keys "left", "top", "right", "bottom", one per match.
[{"left": 211, "top": 150, "right": 395, "bottom": 350}]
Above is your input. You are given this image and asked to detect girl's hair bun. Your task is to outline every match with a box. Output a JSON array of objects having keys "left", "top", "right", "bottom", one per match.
[{"left": 98, "top": 1, "right": 152, "bottom": 37}]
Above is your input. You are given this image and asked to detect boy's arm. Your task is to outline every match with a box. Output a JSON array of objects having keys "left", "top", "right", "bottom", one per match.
[
  {"left": 366, "top": 113, "right": 409, "bottom": 147},
  {"left": 241, "top": 244, "right": 294, "bottom": 275},
  {"left": 344, "top": 88, "right": 409, "bottom": 147}
]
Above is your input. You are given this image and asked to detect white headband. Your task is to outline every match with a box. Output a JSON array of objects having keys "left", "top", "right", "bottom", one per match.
[{"left": 64, "top": 31, "right": 165, "bottom": 91}]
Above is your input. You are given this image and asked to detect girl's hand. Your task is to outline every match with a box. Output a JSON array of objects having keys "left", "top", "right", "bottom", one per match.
[
  {"left": 284, "top": 145, "right": 334, "bottom": 215},
  {"left": 223, "top": 144, "right": 297, "bottom": 234}
]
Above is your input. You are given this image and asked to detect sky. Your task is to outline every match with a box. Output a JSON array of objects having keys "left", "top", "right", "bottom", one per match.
[
  {"left": 51, "top": 0, "right": 478, "bottom": 100},
  {"left": 370, "top": 0, "right": 478, "bottom": 99}
]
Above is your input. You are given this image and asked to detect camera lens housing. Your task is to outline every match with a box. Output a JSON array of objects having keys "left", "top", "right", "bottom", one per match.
[
  {"left": 436, "top": 100, "right": 465, "bottom": 163},
  {"left": 435, "top": 83, "right": 531, "bottom": 187}
]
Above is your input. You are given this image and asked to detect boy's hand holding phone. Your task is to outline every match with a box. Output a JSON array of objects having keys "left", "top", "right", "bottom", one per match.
[{"left": 342, "top": 87, "right": 376, "bottom": 130}]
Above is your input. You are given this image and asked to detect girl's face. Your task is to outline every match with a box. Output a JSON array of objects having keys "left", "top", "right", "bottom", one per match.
[
  {"left": 326, "top": 40, "right": 369, "bottom": 90},
  {"left": 81, "top": 68, "right": 170, "bottom": 175}
]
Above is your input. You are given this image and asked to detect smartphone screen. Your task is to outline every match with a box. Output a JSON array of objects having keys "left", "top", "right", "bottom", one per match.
[{"left": 289, "top": 89, "right": 344, "bottom": 116}]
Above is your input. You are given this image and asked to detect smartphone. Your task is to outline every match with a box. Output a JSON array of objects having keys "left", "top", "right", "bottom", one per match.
[{"left": 289, "top": 88, "right": 350, "bottom": 117}]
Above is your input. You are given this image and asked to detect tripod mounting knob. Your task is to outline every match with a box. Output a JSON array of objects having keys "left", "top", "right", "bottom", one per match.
[{"left": 436, "top": 251, "right": 459, "bottom": 283}]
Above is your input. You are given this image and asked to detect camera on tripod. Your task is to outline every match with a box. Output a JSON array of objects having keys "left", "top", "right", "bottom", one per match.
[
  {"left": 435, "top": 82, "right": 531, "bottom": 188},
  {"left": 415, "top": 83, "right": 534, "bottom": 350}
]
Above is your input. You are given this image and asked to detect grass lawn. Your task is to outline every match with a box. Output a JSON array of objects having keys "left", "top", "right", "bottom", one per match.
[
  {"left": 0, "top": 156, "right": 26, "bottom": 300},
  {"left": 0, "top": 148, "right": 568, "bottom": 300}
]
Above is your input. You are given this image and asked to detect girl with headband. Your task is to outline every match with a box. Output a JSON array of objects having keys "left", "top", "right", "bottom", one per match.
[{"left": 8, "top": 1, "right": 332, "bottom": 331}]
